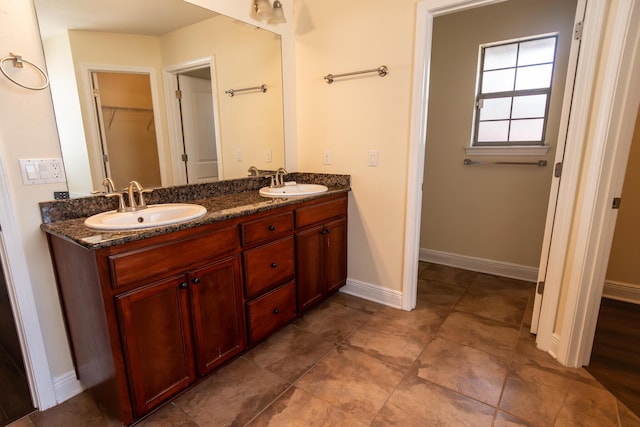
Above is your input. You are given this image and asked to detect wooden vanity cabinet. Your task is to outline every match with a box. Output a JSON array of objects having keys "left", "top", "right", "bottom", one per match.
[
  {"left": 47, "top": 221, "right": 246, "bottom": 424},
  {"left": 241, "top": 210, "right": 297, "bottom": 344},
  {"left": 46, "top": 191, "right": 348, "bottom": 425},
  {"left": 295, "top": 195, "right": 348, "bottom": 312}
]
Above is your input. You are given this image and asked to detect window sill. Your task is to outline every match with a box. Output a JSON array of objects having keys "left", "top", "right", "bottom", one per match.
[{"left": 464, "top": 146, "right": 551, "bottom": 156}]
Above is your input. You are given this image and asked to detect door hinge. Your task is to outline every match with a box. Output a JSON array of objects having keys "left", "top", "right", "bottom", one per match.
[
  {"left": 612, "top": 197, "right": 622, "bottom": 209},
  {"left": 554, "top": 162, "right": 563, "bottom": 178},
  {"left": 181, "top": 153, "right": 188, "bottom": 162},
  {"left": 574, "top": 21, "right": 584, "bottom": 40},
  {"left": 92, "top": 88, "right": 100, "bottom": 98},
  {"left": 537, "top": 281, "right": 545, "bottom": 295},
  {"left": 175, "top": 90, "right": 182, "bottom": 99},
  {"left": 102, "top": 154, "right": 109, "bottom": 163}
]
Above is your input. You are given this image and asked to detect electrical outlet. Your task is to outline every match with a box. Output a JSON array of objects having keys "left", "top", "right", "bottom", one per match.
[
  {"left": 323, "top": 149, "right": 332, "bottom": 165},
  {"left": 265, "top": 149, "right": 272, "bottom": 163},
  {"left": 235, "top": 149, "right": 243, "bottom": 162},
  {"left": 54, "top": 191, "right": 69, "bottom": 200},
  {"left": 19, "top": 158, "right": 66, "bottom": 184}
]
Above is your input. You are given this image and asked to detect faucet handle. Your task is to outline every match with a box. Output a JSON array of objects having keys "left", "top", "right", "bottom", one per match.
[
  {"left": 138, "top": 188, "right": 153, "bottom": 209},
  {"left": 104, "top": 192, "right": 127, "bottom": 212},
  {"left": 248, "top": 166, "right": 259, "bottom": 177}
]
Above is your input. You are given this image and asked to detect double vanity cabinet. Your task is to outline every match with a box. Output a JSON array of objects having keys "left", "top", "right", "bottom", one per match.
[{"left": 44, "top": 191, "right": 348, "bottom": 425}]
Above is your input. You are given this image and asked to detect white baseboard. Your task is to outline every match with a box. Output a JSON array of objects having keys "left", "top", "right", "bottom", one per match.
[
  {"left": 52, "top": 371, "right": 84, "bottom": 404},
  {"left": 549, "top": 333, "right": 561, "bottom": 359},
  {"left": 341, "top": 278, "right": 403, "bottom": 309},
  {"left": 602, "top": 280, "right": 640, "bottom": 304},
  {"left": 419, "top": 248, "right": 538, "bottom": 283}
]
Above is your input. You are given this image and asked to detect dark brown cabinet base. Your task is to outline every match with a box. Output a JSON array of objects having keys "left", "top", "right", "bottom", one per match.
[{"left": 46, "top": 192, "right": 347, "bottom": 425}]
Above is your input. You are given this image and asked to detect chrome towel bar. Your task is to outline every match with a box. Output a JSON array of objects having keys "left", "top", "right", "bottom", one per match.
[
  {"left": 463, "top": 159, "right": 548, "bottom": 167},
  {"left": 324, "top": 65, "right": 388, "bottom": 84},
  {"left": 225, "top": 84, "right": 267, "bottom": 97}
]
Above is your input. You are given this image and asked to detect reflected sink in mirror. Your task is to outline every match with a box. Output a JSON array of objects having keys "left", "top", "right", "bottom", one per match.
[
  {"left": 84, "top": 203, "right": 206, "bottom": 231},
  {"left": 259, "top": 184, "right": 328, "bottom": 197}
]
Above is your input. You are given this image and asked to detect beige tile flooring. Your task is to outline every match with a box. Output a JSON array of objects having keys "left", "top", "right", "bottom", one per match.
[{"left": 9, "top": 263, "right": 640, "bottom": 426}]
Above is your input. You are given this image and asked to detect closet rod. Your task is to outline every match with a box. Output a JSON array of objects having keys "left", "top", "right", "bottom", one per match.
[{"left": 324, "top": 65, "right": 388, "bottom": 84}]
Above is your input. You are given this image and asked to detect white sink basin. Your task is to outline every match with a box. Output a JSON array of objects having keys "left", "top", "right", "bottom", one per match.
[
  {"left": 84, "top": 203, "right": 207, "bottom": 231},
  {"left": 259, "top": 183, "right": 328, "bottom": 197}
]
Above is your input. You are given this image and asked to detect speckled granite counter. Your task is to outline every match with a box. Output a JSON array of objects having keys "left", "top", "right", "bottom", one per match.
[{"left": 40, "top": 172, "right": 350, "bottom": 250}]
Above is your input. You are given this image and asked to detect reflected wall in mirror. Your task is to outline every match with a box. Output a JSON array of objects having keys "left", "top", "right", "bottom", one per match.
[{"left": 35, "top": 0, "right": 285, "bottom": 197}]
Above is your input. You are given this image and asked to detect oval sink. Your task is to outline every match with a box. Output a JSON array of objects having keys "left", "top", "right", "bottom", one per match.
[
  {"left": 259, "top": 183, "right": 328, "bottom": 197},
  {"left": 84, "top": 203, "right": 207, "bottom": 231}
]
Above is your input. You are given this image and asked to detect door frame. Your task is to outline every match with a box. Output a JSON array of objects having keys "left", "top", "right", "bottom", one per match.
[
  {"left": 162, "top": 57, "right": 223, "bottom": 185},
  {"left": 79, "top": 64, "right": 168, "bottom": 189},
  {"left": 0, "top": 153, "right": 56, "bottom": 409},
  {"left": 403, "top": 0, "right": 622, "bottom": 365},
  {"left": 553, "top": 0, "right": 640, "bottom": 366}
]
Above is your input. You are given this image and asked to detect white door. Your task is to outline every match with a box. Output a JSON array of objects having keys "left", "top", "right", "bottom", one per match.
[
  {"left": 530, "top": 1, "right": 586, "bottom": 334},
  {"left": 178, "top": 75, "right": 219, "bottom": 183}
]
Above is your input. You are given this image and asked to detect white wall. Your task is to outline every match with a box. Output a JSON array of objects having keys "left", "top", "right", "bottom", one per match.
[{"left": 0, "top": 0, "right": 74, "bottom": 385}]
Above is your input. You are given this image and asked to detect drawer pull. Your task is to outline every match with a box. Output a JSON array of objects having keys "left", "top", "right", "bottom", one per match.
[
  {"left": 321, "top": 228, "right": 331, "bottom": 235},
  {"left": 273, "top": 308, "right": 280, "bottom": 314},
  {"left": 192, "top": 278, "right": 201, "bottom": 284},
  {"left": 268, "top": 225, "right": 276, "bottom": 231},
  {"left": 270, "top": 262, "right": 277, "bottom": 268},
  {"left": 179, "top": 282, "right": 188, "bottom": 289}
]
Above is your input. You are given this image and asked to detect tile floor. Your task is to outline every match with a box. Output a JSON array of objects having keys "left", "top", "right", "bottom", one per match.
[{"left": 9, "top": 263, "right": 640, "bottom": 426}]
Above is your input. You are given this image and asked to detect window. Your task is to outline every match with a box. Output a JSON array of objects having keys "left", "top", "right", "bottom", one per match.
[{"left": 473, "top": 35, "right": 558, "bottom": 147}]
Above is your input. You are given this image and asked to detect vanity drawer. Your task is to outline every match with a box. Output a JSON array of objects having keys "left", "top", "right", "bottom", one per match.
[
  {"left": 295, "top": 196, "right": 347, "bottom": 229},
  {"left": 246, "top": 281, "right": 296, "bottom": 344},
  {"left": 108, "top": 225, "right": 239, "bottom": 288},
  {"left": 241, "top": 211, "right": 293, "bottom": 246},
  {"left": 243, "top": 236, "right": 294, "bottom": 299}
]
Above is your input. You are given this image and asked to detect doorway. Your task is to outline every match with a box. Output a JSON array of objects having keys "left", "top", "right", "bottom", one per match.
[
  {"left": 163, "top": 59, "right": 223, "bottom": 185},
  {"left": 418, "top": 0, "right": 578, "bottom": 299},
  {"left": 91, "top": 72, "right": 162, "bottom": 189},
  {"left": 0, "top": 255, "right": 35, "bottom": 424}
]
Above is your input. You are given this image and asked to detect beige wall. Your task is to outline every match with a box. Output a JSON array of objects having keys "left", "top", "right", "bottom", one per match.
[
  {"left": 606, "top": 107, "right": 640, "bottom": 286},
  {"left": 295, "top": 0, "right": 416, "bottom": 293},
  {"left": 420, "top": 0, "right": 577, "bottom": 268},
  {"left": 160, "top": 15, "right": 285, "bottom": 179},
  {"left": 0, "top": 0, "right": 73, "bottom": 379}
]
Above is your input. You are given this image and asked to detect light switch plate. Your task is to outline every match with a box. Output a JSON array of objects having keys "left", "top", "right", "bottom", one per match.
[{"left": 19, "top": 158, "right": 66, "bottom": 184}]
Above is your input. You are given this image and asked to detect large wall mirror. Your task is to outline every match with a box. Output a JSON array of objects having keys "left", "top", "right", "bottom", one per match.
[{"left": 34, "top": 0, "right": 285, "bottom": 197}]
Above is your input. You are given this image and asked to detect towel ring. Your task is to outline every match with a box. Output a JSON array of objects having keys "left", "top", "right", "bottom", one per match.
[{"left": 0, "top": 53, "right": 50, "bottom": 91}]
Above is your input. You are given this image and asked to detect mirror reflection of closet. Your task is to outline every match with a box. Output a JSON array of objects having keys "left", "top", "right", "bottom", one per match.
[{"left": 92, "top": 72, "right": 161, "bottom": 188}]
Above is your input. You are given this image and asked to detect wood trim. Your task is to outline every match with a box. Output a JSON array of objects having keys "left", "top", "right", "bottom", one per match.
[
  {"left": 419, "top": 248, "right": 538, "bottom": 283},
  {"left": 603, "top": 281, "right": 640, "bottom": 305},
  {"left": 558, "top": 0, "right": 640, "bottom": 367}
]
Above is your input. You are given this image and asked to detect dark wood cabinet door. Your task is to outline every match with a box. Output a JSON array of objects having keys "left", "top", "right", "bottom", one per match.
[
  {"left": 324, "top": 217, "right": 347, "bottom": 294},
  {"left": 189, "top": 256, "right": 246, "bottom": 376},
  {"left": 296, "top": 225, "right": 325, "bottom": 312},
  {"left": 116, "top": 275, "right": 195, "bottom": 417}
]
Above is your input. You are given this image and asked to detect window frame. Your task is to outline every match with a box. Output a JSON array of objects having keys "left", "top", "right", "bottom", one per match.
[{"left": 471, "top": 34, "right": 559, "bottom": 148}]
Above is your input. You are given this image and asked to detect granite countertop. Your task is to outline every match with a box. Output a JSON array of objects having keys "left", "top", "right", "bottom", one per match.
[{"left": 40, "top": 172, "right": 350, "bottom": 250}]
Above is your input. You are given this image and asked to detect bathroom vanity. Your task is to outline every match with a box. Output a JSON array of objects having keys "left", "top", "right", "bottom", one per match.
[{"left": 41, "top": 174, "right": 349, "bottom": 425}]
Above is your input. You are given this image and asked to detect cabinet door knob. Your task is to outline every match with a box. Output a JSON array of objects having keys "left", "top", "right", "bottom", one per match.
[
  {"left": 179, "top": 282, "right": 188, "bottom": 289},
  {"left": 271, "top": 262, "right": 277, "bottom": 268},
  {"left": 268, "top": 225, "right": 276, "bottom": 231},
  {"left": 273, "top": 308, "right": 280, "bottom": 314},
  {"left": 193, "top": 278, "right": 201, "bottom": 284},
  {"left": 321, "top": 228, "right": 331, "bottom": 235}
]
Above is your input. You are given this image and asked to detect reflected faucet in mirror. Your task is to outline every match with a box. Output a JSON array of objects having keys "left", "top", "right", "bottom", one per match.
[{"left": 34, "top": 0, "right": 286, "bottom": 197}]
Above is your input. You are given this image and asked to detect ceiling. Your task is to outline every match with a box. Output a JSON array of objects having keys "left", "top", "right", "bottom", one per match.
[{"left": 34, "top": 0, "right": 219, "bottom": 40}]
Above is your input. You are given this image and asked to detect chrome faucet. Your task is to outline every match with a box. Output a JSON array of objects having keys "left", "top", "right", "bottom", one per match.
[
  {"left": 92, "top": 178, "right": 127, "bottom": 212},
  {"left": 247, "top": 166, "right": 259, "bottom": 177},
  {"left": 125, "top": 180, "right": 151, "bottom": 211},
  {"left": 274, "top": 167, "right": 288, "bottom": 188}
]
